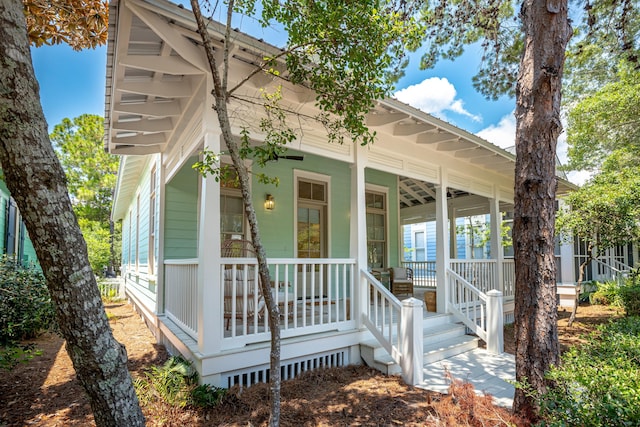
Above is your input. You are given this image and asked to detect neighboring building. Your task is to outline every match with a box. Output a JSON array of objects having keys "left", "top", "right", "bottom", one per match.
[
  {"left": 0, "top": 179, "right": 37, "bottom": 266},
  {"left": 106, "top": 0, "right": 629, "bottom": 388}
]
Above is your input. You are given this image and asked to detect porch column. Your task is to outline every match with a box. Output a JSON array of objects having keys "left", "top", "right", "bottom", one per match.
[
  {"left": 489, "top": 195, "right": 503, "bottom": 293},
  {"left": 559, "top": 237, "right": 575, "bottom": 284},
  {"left": 197, "top": 113, "right": 222, "bottom": 354},
  {"left": 156, "top": 155, "right": 166, "bottom": 316},
  {"left": 435, "top": 180, "right": 450, "bottom": 313},
  {"left": 350, "top": 143, "right": 368, "bottom": 328},
  {"left": 449, "top": 207, "right": 457, "bottom": 258}
]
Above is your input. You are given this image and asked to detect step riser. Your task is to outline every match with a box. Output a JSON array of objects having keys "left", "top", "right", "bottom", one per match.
[
  {"left": 362, "top": 325, "right": 466, "bottom": 360},
  {"left": 423, "top": 338, "right": 479, "bottom": 365},
  {"left": 424, "top": 326, "right": 466, "bottom": 344}
]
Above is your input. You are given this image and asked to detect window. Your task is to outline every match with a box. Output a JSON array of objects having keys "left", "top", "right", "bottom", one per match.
[
  {"left": 414, "top": 231, "right": 425, "bottom": 261},
  {"left": 220, "top": 165, "right": 245, "bottom": 241},
  {"left": 149, "top": 166, "right": 156, "bottom": 276},
  {"left": 366, "top": 190, "right": 386, "bottom": 268}
]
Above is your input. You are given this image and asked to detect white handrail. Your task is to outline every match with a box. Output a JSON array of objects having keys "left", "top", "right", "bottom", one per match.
[
  {"left": 401, "top": 260, "right": 436, "bottom": 288},
  {"left": 361, "top": 269, "right": 403, "bottom": 364},
  {"left": 447, "top": 268, "right": 488, "bottom": 341}
]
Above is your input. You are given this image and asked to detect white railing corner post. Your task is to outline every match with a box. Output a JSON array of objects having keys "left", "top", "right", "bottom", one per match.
[
  {"left": 486, "top": 290, "right": 504, "bottom": 354},
  {"left": 400, "top": 297, "right": 424, "bottom": 386}
]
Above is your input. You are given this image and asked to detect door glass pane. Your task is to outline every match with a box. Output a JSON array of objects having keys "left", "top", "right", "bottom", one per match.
[{"left": 298, "top": 207, "right": 322, "bottom": 258}]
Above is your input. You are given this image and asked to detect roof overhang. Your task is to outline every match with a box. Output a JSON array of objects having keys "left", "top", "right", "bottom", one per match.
[{"left": 106, "top": 0, "right": 578, "bottom": 216}]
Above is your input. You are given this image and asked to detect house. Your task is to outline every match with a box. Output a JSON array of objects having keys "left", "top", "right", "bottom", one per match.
[
  {"left": 106, "top": 0, "right": 591, "bottom": 387},
  {"left": 0, "top": 178, "right": 37, "bottom": 266}
]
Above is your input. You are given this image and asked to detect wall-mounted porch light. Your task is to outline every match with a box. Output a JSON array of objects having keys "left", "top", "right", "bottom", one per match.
[{"left": 265, "top": 194, "right": 275, "bottom": 210}]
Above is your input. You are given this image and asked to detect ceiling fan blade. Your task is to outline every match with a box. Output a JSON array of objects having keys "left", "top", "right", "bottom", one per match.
[{"left": 279, "top": 155, "right": 304, "bottom": 161}]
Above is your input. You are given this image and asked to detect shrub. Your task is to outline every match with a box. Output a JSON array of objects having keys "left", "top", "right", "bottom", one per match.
[
  {"left": 135, "top": 356, "right": 226, "bottom": 408},
  {"left": 538, "top": 317, "right": 640, "bottom": 426},
  {"left": 0, "top": 258, "right": 56, "bottom": 344},
  {"left": 589, "top": 280, "right": 624, "bottom": 307},
  {"left": 619, "top": 285, "right": 640, "bottom": 316}
]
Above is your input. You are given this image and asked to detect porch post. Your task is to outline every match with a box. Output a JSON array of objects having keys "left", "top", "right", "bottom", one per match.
[
  {"left": 435, "top": 179, "right": 449, "bottom": 313},
  {"left": 489, "top": 194, "right": 503, "bottom": 293},
  {"left": 559, "top": 237, "right": 575, "bottom": 284},
  {"left": 156, "top": 154, "right": 166, "bottom": 316},
  {"left": 350, "top": 143, "right": 368, "bottom": 328},
  {"left": 486, "top": 290, "right": 504, "bottom": 354},
  {"left": 400, "top": 297, "right": 424, "bottom": 385},
  {"left": 197, "top": 107, "right": 222, "bottom": 355},
  {"left": 448, "top": 207, "right": 457, "bottom": 258}
]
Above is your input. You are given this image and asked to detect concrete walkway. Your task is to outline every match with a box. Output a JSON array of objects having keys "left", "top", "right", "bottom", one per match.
[{"left": 418, "top": 349, "right": 515, "bottom": 408}]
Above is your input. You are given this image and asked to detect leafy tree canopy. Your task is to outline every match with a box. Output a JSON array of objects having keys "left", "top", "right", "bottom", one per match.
[
  {"left": 50, "top": 114, "right": 118, "bottom": 224},
  {"left": 566, "top": 65, "right": 640, "bottom": 172},
  {"left": 417, "top": 0, "right": 639, "bottom": 102},
  {"left": 557, "top": 148, "right": 640, "bottom": 252},
  {"left": 564, "top": 0, "right": 640, "bottom": 100},
  {"left": 24, "top": 0, "right": 108, "bottom": 50}
]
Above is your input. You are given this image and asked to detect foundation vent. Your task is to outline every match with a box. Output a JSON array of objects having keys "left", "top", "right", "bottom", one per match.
[{"left": 225, "top": 349, "right": 349, "bottom": 389}]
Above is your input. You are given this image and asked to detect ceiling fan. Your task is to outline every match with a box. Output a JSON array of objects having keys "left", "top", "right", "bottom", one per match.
[{"left": 269, "top": 154, "right": 304, "bottom": 161}]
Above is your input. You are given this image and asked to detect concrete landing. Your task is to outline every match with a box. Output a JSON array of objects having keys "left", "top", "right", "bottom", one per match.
[{"left": 418, "top": 349, "right": 515, "bottom": 408}]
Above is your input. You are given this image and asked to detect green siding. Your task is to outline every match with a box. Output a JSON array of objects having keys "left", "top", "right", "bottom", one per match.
[
  {"left": 0, "top": 179, "right": 38, "bottom": 266},
  {"left": 251, "top": 150, "right": 352, "bottom": 258},
  {"left": 164, "top": 158, "right": 199, "bottom": 259},
  {"left": 365, "top": 168, "right": 399, "bottom": 267}
]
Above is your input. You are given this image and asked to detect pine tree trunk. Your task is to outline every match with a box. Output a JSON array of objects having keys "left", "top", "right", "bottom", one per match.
[
  {"left": 512, "top": 0, "right": 571, "bottom": 420},
  {"left": 0, "top": 1, "right": 145, "bottom": 425}
]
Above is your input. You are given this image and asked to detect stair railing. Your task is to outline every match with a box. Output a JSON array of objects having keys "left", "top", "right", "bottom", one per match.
[
  {"left": 447, "top": 267, "right": 504, "bottom": 354},
  {"left": 593, "top": 258, "right": 628, "bottom": 285},
  {"left": 362, "top": 269, "right": 403, "bottom": 363},
  {"left": 361, "top": 269, "right": 424, "bottom": 384}
]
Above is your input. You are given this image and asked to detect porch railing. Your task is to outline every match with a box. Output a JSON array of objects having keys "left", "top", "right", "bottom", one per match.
[
  {"left": 450, "top": 259, "right": 497, "bottom": 293},
  {"left": 593, "top": 258, "right": 628, "bottom": 285},
  {"left": 503, "top": 259, "right": 515, "bottom": 298},
  {"left": 362, "top": 270, "right": 403, "bottom": 363},
  {"left": 164, "top": 259, "right": 199, "bottom": 339},
  {"left": 221, "top": 258, "right": 355, "bottom": 349},
  {"left": 447, "top": 268, "right": 487, "bottom": 341},
  {"left": 401, "top": 260, "right": 436, "bottom": 288},
  {"left": 362, "top": 269, "right": 424, "bottom": 385}
]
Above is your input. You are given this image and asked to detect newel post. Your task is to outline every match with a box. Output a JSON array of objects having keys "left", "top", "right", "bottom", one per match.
[
  {"left": 400, "top": 297, "right": 424, "bottom": 385},
  {"left": 486, "top": 290, "right": 504, "bottom": 354}
]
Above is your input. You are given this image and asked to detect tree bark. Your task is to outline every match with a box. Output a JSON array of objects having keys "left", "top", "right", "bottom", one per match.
[
  {"left": 190, "top": 2, "right": 282, "bottom": 425},
  {"left": 0, "top": 1, "right": 145, "bottom": 425},
  {"left": 512, "top": 0, "right": 571, "bottom": 420}
]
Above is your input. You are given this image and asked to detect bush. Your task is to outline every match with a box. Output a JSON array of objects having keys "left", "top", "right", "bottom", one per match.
[
  {"left": 619, "top": 285, "right": 640, "bottom": 316},
  {"left": 539, "top": 317, "right": 640, "bottom": 426},
  {"left": 589, "top": 280, "right": 624, "bottom": 307},
  {"left": 0, "top": 258, "right": 56, "bottom": 344},
  {"left": 135, "top": 356, "right": 226, "bottom": 408}
]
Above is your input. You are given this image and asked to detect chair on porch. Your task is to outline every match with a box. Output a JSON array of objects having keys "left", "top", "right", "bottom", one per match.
[
  {"left": 389, "top": 267, "right": 413, "bottom": 297},
  {"left": 222, "top": 239, "right": 264, "bottom": 330}
]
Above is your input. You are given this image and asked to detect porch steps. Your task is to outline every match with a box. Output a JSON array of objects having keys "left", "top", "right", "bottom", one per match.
[{"left": 360, "top": 314, "right": 480, "bottom": 376}]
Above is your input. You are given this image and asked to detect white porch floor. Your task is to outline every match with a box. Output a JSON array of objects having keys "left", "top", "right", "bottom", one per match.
[{"left": 419, "top": 349, "right": 515, "bottom": 408}]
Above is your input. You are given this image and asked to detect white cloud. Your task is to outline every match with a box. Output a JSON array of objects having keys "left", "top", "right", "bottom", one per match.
[
  {"left": 393, "top": 77, "right": 481, "bottom": 122},
  {"left": 478, "top": 114, "right": 592, "bottom": 186},
  {"left": 476, "top": 113, "right": 516, "bottom": 149}
]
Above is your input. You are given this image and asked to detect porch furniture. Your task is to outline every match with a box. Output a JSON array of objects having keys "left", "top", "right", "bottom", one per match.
[
  {"left": 371, "top": 268, "right": 390, "bottom": 289},
  {"left": 389, "top": 267, "right": 413, "bottom": 297},
  {"left": 222, "top": 239, "right": 263, "bottom": 330},
  {"left": 424, "top": 289, "right": 437, "bottom": 312}
]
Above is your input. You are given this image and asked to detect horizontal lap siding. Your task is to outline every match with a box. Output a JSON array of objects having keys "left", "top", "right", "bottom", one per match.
[{"left": 164, "top": 159, "right": 199, "bottom": 259}]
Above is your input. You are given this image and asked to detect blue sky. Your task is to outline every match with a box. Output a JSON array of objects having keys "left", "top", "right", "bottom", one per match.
[{"left": 28, "top": 12, "right": 585, "bottom": 184}]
